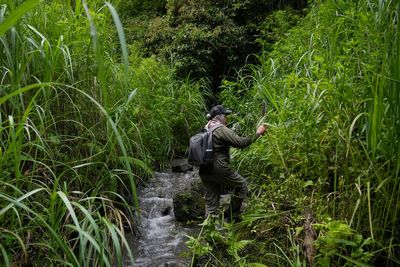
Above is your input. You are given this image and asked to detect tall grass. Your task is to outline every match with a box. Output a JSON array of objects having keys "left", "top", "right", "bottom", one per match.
[
  {"left": 216, "top": 0, "right": 399, "bottom": 265},
  {"left": 1, "top": 1, "right": 134, "bottom": 266},
  {"left": 1, "top": 0, "right": 206, "bottom": 265},
  {"left": 0, "top": 83, "right": 137, "bottom": 265},
  {"left": 127, "top": 55, "right": 206, "bottom": 167}
]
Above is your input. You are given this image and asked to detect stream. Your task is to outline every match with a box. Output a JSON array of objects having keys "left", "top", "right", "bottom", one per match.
[{"left": 123, "top": 169, "right": 200, "bottom": 267}]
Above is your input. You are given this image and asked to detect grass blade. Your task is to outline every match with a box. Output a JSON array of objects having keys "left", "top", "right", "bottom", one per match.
[
  {"left": 0, "top": 191, "right": 79, "bottom": 266},
  {"left": 0, "top": 244, "right": 10, "bottom": 267},
  {"left": 0, "top": 188, "right": 43, "bottom": 216},
  {"left": 0, "top": 0, "right": 40, "bottom": 36},
  {"left": 105, "top": 2, "right": 129, "bottom": 90}
]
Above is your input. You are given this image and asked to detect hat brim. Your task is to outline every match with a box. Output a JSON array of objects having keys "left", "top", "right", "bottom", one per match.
[{"left": 224, "top": 109, "right": 232, "bottom": 115}]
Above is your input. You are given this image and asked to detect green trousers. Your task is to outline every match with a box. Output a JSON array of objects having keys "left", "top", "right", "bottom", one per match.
[{"left": 199, "top": 166, "right": 247, "bottom": 216}]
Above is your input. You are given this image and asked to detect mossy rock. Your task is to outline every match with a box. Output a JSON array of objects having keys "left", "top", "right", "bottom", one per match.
[{"left": 173, "top": 182, "right": 205, "bottom": 221}]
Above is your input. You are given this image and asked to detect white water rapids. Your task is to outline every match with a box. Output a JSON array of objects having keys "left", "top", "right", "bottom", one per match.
[{"left": 123, "top": 170, "right": 200, "bottom": 267}]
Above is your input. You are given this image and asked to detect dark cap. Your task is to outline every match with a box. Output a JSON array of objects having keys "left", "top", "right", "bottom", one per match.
[{"left": 207, "top": 105, "right": 232, "bottom": 120}]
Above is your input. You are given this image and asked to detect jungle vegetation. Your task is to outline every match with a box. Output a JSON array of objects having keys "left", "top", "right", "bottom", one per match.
[{"left": 0, "top": 0, "right": 399, "bottom": 266}]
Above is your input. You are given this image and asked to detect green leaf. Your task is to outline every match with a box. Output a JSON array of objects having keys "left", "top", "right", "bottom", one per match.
[
  {"left": 247, "top": 263, "right": 269, "bottom": 267},
  {"left": 0, "top": 188, "right": 43, "bottom": 216},
  {"left": 303, "top": 180, "right": 314, "bottom": 187},
  {"left": 0, "top": 0, "right": 40, "bottom": 36},
  {"left": 0, "top": 244, "right": 10, "bottom": 267},
  {"left": 336, "top": 253, "right": 373, "bottom": 267},
  {"left": 105, "top": 2, "right": 129, "bottom": 89}
]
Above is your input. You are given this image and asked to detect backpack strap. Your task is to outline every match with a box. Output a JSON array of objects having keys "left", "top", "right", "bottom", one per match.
[
  {"left": 207, "top": 124, "right": 224, "bottom": 133},
  {"left": 205, "top": 124, "right": 223, "bottom": 153}
]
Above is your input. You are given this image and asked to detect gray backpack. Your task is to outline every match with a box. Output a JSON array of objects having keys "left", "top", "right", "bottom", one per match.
[{"left": 187, "top": 125, "right": 222, "bottom": 166}]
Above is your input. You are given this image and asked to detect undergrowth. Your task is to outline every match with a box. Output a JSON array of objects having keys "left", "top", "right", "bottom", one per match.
[{"left": 187, "top": 0, "right": 400, "bottom": 266}]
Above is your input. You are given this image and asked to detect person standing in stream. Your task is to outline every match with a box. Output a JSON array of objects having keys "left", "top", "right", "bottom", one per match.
[{"left": 199, "top": 104, "right": 266, "bottom": 221}]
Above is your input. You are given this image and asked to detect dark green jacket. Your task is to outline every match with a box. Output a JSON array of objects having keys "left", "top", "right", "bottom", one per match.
[{"left": 200, "top": 125, "right": 258, "bottom": 175}]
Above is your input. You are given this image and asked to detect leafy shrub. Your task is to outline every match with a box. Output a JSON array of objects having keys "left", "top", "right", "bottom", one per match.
[
  {"left": 127, "top": 54, "right": 206, "bottom": 167},
  {"left": 117, "top": 0, "right": 167, "bottom": 17},
  {"left": 143, "top": 0, "right": 307, "bottom": 90},
  {"left": 314, "top": 219, "right": 374, "bottom": 266}
]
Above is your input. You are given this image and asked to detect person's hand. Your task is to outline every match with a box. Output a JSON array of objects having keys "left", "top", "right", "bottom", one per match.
[{"left": 256, "top": 124, "right": 267, "bottom": 136}]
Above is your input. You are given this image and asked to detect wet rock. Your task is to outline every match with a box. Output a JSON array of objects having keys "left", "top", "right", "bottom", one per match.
[
  {"left": 161, "top": 207, "right": 171, "bottom": 216},
  {"left": 173, "top": 181, "right": 205, "bottom": 221},
  {"left": 171, "top": 158, "right": 193, "bottom": 173}
]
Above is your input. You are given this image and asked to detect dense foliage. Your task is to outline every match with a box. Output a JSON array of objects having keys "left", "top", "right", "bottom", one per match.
[
  {"left": 1, "top": 0, "right": 399, "bottom": 266},
  {"left": 0, "top": 0, "right": 204, "bottom": 265},
  {"left": 190, "top": 0, "right": 399, "bottom": 266},
  {"left": 133, "top": 0, "right": 306, "bottom": 93}
]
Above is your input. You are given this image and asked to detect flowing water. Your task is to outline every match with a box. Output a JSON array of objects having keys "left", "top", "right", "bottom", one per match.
[{"left": 124, "top": 169, "right": 200, "bottom": 267}]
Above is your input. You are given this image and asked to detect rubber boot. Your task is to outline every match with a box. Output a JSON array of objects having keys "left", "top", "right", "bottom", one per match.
[{"left": 224, "top": 196, "right": 243, "bottom": 222}]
